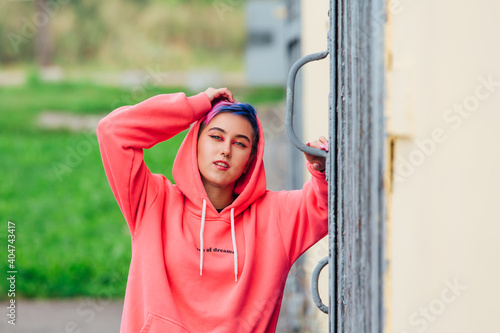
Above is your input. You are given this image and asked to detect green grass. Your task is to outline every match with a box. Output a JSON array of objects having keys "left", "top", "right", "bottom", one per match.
[{"left": 0, "top": 79, "right": 284, "bottom": 299}]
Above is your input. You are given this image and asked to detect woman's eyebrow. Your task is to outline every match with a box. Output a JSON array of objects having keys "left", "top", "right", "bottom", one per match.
[
  {"left": 208, "top": 127, "right": 226, "bottom": 134},
  {"left": 235, "top": 134, "right": 251, "bottom": 143},
  {"left": 208, "top": 127, "right": 251, "bottom": 143}
]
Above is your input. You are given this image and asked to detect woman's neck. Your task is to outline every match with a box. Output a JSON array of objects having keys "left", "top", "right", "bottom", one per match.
[{"left": 203, "top": 183, "right": 235, "bottom": 210}]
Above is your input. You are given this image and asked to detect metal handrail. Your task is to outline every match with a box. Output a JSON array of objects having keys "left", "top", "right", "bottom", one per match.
[
  {"left": 311, "top": 256, "right": 329, "bottom": 314},
  {"left": 285, "top": 50, "right": 331, "bottom": 315},
  {"left": 285, "top": 50, "right": 329, "bottom": 158}
]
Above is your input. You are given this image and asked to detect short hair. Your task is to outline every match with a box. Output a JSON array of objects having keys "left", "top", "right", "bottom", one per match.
[{"left": 202, "top": 101, "right": 259, "bottom": 156}]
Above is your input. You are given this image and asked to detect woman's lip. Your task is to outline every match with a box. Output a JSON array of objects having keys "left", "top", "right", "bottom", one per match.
[{"left": 213, "top": 160, "right": 230, "bottom": 170}]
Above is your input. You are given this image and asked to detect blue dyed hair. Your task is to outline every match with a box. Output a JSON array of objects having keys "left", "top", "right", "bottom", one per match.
[{"left": 202, "top": 101, "right": 259, "bottom": 155}]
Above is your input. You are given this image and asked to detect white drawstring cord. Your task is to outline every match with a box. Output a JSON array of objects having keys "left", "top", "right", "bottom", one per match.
[
  {"left": 230, "top": 208, "right": 238, "bottom": 282},
  {"left": 200, "top": 199, "right": 207, "bottom": 276},
  {"left": 200, "top": 201, "right": 238, "bottom": 282}
]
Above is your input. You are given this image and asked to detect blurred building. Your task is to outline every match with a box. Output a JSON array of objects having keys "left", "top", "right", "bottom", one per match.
[{"left": 245, "top": 1, "right": 289, "bottom": 86}]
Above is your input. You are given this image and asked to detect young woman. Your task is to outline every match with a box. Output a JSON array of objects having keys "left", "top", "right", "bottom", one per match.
[{"left": 97, "top": 87, "right": 329, "bottom": 333}]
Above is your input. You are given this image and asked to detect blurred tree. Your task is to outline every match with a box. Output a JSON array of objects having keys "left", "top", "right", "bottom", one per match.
[
  {"left": 71, "top": 0, "right": 107, "bottom": 62},
  {"left": 0, "top": 0, "right": 244, "bottom": 70},
  {"left": 35, "top": 0, "right": 53, "bottom": 66}
]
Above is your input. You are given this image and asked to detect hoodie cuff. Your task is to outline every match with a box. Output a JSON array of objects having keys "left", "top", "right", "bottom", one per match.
[
  {"left": 306, "top": 162, "right": 328, "bottom": 183},
  {"left": 187, "top": 92, "right": 213, "bottom": 120}
]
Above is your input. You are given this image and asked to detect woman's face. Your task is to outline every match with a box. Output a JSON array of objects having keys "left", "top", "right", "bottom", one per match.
[{"left": 197, "top": 113, "right": 254, "bottom": 192}]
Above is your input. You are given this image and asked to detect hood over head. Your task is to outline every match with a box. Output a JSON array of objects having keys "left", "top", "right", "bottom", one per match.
[
  {"left": 173, "top": 101, "right": 266, "bottom": 281},
  {"left": 172, "top": 102, "right": 266, "bottom": 217}
]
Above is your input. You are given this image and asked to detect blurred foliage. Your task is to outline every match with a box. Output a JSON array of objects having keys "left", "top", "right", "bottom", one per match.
[
  {"left": 1, "top": 0, "right": 245, "bottom": 70},
  {"left": 0, "top": 77, "right": 284, "bottom": 298}
]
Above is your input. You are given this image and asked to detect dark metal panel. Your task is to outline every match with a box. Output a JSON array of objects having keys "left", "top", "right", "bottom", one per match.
[
  {"left": 284, "top": 0, "right": 385, "bottom": 330},
  {"left": 330, "top": 0, "right": 386, "bottom": 332}
]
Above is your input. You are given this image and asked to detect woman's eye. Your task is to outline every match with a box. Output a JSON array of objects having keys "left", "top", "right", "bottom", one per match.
[
  {"left": 209, "top": 135, "right": 223, "bottom": 141},
  {"left": 234, "top": 142, "right": 247, "bottom": 148}
]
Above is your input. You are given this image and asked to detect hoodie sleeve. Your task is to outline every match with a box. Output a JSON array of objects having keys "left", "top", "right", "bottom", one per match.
[
  {"left": 276, "top": 162, "right": 329, "bottom": 264},
  {"left": 96, "top": 92, "right": 212, "bottom": 235}
]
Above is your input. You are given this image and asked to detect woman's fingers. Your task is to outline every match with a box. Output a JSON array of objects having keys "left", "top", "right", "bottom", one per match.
[
  {"left": 205, "top": 87, "right": 235, "bottom": 103},
  {"left": 214, "top": 88, "right": 234, "bottom": 102},
  {"left": 307, "top": 138, "right": 329, "bottom": 152},
  {"left": 304, "top": 137, "right": 328, "bottom": 171},
  {"left": 224, "top": 89, "right": 235, "bottom": 103},
  {"left": 318, "top": 136, "right": 329, "bottom": 151}
]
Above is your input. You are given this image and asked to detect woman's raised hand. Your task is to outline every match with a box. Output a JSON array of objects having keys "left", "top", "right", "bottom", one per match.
[
  {"left": 304, "top": 136, "right": 329, "bottom": 172},
  {"left": 204, "top": 87, "right": 235, "bottom": 103}
]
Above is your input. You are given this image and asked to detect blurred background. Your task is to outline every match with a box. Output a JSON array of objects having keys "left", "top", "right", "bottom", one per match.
[
  {"left": 3, "top": 0, "right": 500, "bottom": 332},
  {"left": 0, "top": 0, "right": 330, "bottom": 332}
]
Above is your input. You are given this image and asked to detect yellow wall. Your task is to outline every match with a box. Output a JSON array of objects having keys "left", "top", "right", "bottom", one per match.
[
  {"left": 301, "top": 0, "right": 500, "bottom": 332},
  {"left": 386, "top": 0, "right": 500, "bottom": 332}
]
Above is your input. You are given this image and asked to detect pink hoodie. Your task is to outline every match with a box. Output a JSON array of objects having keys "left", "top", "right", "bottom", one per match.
[{"left": 96, "top": 92, "right": 328, "bottom": 333}]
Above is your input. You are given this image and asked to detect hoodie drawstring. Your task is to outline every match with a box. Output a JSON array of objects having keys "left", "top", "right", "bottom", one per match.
[
  {"left": 199, "top": 199, "right": 238, "bottom": 282},
  {"left": 200, "top": 199, "right": 207, "bottom": 276},
  {"left": 230, "top": 208, "right": 238, "bottom": 282}
]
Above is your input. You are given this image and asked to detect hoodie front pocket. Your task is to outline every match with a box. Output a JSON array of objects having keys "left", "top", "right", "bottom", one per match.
[{"left": 140, "top": 313, "right": 192, "bottom": 333}]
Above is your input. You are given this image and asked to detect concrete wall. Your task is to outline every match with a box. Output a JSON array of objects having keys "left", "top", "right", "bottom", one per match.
[{"left": 386, "top": 0, "right": 500, "bottom": 332}]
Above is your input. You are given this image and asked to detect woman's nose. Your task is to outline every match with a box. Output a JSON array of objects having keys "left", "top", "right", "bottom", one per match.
[{"left": 221, "top": 144, "right": 231, "bottom": 158}]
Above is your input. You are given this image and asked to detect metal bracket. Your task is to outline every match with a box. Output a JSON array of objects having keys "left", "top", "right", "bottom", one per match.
[
  {"left": 311, "top": 256, "right": 329, "bottom": 314},
  {"left": 285, "top": 50, "right": 329, "bottom": 158}
]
